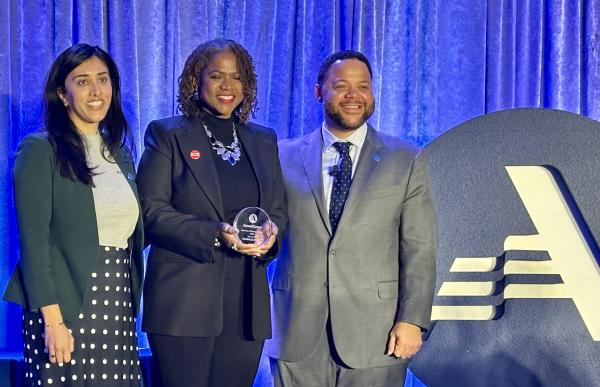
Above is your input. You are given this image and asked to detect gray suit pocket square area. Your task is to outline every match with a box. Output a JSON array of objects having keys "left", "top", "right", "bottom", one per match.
[
  {"left": 377, "top": 280, "right": 399, "bottom": 299},
  {"left": 367, "top": 185, "right": 402, "bottom": 200}
]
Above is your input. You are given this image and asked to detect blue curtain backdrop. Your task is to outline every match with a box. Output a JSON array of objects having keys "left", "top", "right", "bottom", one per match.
[{"left": 1, "top": 0, "right": 599, "bottom": 382}]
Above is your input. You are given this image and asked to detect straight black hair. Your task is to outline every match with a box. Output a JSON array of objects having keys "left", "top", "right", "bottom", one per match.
[{"left": 44, "top": 43, "right": 133, "bottom": 186}]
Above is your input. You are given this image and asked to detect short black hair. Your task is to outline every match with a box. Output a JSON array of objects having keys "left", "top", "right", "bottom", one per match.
[{"left": 317, "top": 50, "right": 373, "bottom": 86}]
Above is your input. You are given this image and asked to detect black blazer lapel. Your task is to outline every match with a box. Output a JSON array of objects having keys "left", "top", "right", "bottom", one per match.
[
  {"left": 175, "top": 117, "right": 225, "bottom": 218},
  {"left": 114, "top": 148, "right": 138, "bottom": 198}
]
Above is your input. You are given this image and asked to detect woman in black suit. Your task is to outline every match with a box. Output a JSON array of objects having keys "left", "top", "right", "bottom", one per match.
[{"left": 136, "top": 39, "right": 286, "bottom": 387}]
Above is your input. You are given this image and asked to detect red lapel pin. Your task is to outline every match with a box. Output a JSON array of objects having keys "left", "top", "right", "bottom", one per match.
[{"left": 190, "top": 150, "right": 201, "bottom": 160}]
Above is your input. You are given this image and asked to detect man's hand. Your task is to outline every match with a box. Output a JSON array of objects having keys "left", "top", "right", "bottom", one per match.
[{"left": 386, "top": 321, "right": 422, "bottom": 360}]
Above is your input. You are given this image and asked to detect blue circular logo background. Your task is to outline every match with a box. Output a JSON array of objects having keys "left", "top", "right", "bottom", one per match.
[{"left": 411, "top": 109, "right": 600, "bottom": 386}]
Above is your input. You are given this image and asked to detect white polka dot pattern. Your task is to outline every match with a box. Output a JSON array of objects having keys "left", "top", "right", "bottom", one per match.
[{"left": 21, "top": 246, "right": 141, "bottom": 386}]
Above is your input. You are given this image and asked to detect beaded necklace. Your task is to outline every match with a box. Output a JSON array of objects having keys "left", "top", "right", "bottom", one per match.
[{"left": 200, "top": 119, "right": 241, "bottom": 165}]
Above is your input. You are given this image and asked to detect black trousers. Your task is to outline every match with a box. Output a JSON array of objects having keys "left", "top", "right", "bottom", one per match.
[{"left": 148, "top": 272, "right": 264, "bottom": 387}]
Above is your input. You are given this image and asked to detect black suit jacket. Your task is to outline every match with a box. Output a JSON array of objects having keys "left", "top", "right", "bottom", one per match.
[{"left": 137, "top": 115, "right": 286, "bottom": 339}]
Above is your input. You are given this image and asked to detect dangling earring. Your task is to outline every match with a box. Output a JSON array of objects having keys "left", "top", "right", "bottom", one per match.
[
  {"left": 59, "top": 95, "right": 68, "bottom": 107},
  {"left": 57, "top": 89, "right": 68, "bottom": 107}
]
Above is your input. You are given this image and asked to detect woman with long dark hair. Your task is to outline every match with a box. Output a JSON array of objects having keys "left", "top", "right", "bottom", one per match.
[
  {"left": 137, "top": 38, "right": 287, "bottom": 386},
  {"left": 3, "top": 43, "right": 144, "bottom": 386}
]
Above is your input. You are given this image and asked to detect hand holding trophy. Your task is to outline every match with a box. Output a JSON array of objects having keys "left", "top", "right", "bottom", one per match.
[
  {"left": 218, "top": 207, "right": 278, "bottom": 259},
  {"left": 233, "top": 207, "right": 273, "bottom": 246}
]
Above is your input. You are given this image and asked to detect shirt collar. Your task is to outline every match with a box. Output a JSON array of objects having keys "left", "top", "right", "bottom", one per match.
[{"left": 321, "top": 122, "right": 368, "bottom": 151}]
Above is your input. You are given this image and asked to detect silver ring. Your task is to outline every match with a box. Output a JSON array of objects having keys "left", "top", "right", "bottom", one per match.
[{"left": 231, "top": 244, "right": 238, "bottom": 251}]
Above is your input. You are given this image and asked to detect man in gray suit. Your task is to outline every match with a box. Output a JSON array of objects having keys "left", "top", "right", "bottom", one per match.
[{"left": 265, "top": 50, "right": 437, "bottom": 386}]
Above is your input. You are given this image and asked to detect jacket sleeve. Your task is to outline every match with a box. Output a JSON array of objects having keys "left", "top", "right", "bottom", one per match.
[
  {"left": 13, "top": 134, "right": 60, "bottom": 309},
  {"left": 136, "top": 120, "right": 221, "bottom": 263},
  {"left": 261, "top": 129, "right": 288, "bottom": 264},
  {"left": 396, "top": 151, "right": 437, "bottom": 331}
]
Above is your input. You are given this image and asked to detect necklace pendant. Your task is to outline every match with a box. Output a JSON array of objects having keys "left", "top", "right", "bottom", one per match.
[{"left": 201, "top": 119, "right": 241, "bottom": 166}]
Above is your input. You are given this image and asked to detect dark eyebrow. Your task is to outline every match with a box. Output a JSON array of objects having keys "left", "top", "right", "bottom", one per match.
[
  {"left": 332, "top": 79, "right": 370, "bottom": 85},
  {"left": 207, "top": 69, "right": 239, "bottom": 75},
  {"left": 72, "top": 71, "right": 110, "bottom": 79}
]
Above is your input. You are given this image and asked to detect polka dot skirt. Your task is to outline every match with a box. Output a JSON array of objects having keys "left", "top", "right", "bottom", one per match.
[{"left": 21, "top": 246, "right": 141, "bottom": 386}]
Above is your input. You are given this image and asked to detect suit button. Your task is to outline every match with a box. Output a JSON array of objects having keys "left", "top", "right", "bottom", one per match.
[
  {"left": 324, "top": 282, "right": 329, "bottom": 288},
  {"left": 330, "top": 251, "right": 336, "bottom": 257}
]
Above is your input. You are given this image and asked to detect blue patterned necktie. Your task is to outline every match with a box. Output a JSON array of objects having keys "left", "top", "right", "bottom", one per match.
[{"left": 329, "top": 142, "right": 353, "bottom": 234}]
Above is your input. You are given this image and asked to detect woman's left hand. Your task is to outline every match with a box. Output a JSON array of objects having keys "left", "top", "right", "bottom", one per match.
[
  {"left": 217, "top": 222, "right": 278, "bottom": 259},
  {"left": 253, "top": 222, "right": 279, "bottom": 260},
  {"left": 217, "top": 222, "right": 259, "bottom": 256}
]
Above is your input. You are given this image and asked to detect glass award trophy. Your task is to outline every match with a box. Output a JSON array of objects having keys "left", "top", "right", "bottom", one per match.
[{"left": 232, "top": 207, "right": 273, "bottom": 246}]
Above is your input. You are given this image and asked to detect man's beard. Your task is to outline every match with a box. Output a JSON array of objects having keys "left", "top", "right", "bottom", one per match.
[{"left": 325, "top": 100, "right": 375, "bottom": 131}]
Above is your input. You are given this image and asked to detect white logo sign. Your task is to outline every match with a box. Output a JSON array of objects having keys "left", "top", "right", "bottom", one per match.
[
  {"left": 249, "top": 214, "right": 258, "bottom": 224},
  {"left": 432, "top": 166, "right": 600, "bottom": 341}
]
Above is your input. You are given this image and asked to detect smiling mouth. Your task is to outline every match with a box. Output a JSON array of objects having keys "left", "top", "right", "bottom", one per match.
[
  {"left": 217, "top": 95, "right": 235, "bottom": 103},
  {"left": 340, "top": 103, "right": 363, "bottom": 111},
  {"left": 86, "top": 100, "right": 105, "bottom": 109}
]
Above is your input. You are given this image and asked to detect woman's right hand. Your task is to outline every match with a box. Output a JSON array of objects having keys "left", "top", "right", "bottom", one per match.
[
  {"left": 217, "top": 222, "right": 260, "bottom": 257},
  {"left": 40, "top": 304, "right": 75, "bottom": 364},
  {"left": 44, "top": 323, "right": 75, "bottom": 364}
]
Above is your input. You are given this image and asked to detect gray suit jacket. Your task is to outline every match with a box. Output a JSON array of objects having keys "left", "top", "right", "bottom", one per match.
[{"left": 265, "top": 126, "right": 437, "bottom": 369}]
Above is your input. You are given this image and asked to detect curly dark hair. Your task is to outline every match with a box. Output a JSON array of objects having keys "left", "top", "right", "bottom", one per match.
[{"left": 178, "top": 39, "right": 257, "bottom": 123}]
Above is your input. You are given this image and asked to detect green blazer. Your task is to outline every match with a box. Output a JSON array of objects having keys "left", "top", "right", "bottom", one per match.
[{"left": 3, "top": 133, "right": 144, "bottom": 323}]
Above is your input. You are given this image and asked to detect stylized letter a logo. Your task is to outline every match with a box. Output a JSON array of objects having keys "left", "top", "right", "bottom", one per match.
[{"left": 432, "top": 166, "right": 600, "bottom": 341}]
